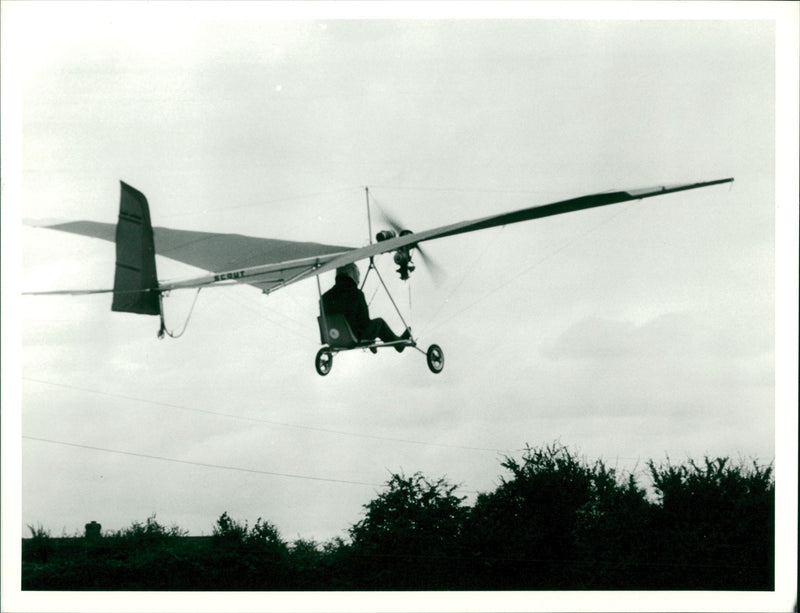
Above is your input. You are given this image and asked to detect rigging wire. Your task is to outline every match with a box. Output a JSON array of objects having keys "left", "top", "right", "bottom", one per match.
[
  {"left": 371, "top": 264, "right": 410, "bottom": 333},
  {"left": 417, "top": 223, "right": 506, "bottom": 338},
  {"left": 407, "top": 275, "right": 413, "bottom": 333},
  {"left": 366, "top": 285, "right": 380, "bottom": 308},
  {"left": 421, "top": 201, "right": 636, "bottom": 336},
  {"left": 188, "top": 281, "right": 318, "bottom": 346}
]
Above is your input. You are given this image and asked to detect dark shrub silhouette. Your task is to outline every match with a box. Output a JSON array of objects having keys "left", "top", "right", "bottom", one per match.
[
  {"left": 206, "top": 513, "right": 292, "bottom": 589},
  {"left": 212, "top": 511, "right": 248, "bottom": 545},
  {"left": 646, "top": 456, "right": 775, "bottom": 590},
  {"left": 25, "top": 524, "right": 54, "bottom": 564},
  {"left": 21, "top": 443, "right": 775, "bottom": 590},
  {"left": 572, "top": 464, "right": 653, "bottom": 588},
  {"left": 464, "top": 443, "right": 599, "bottom": 589},
  {"left": 346, "top": 472, "right": 468, "bottom": 589}
]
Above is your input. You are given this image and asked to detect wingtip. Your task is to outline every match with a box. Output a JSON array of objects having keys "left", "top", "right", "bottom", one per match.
[{"left": 711, "top": 177, "right": 735, "bottom": 189}]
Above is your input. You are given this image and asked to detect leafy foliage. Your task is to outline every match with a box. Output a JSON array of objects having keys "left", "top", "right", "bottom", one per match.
[
  {"left": 25, "top": 524, "right": 53, "bottom": 563},
  {"left": 646, "top": 456, "right": 775, "bottom": 589},
  {"left": 114, "top": 514, "right": 188, "bottom": 541},
  {"left": 347, "top": 472, "right": 469, "bottom": 588},
  {"left": 572, "top": 466, "right": 653, "bottom": 588},
  {"left": 465, "top": 443, "right": 602, "bottom": 588},
  {"left": 212, "top": 511, "right": 248, "bottom": 545}
]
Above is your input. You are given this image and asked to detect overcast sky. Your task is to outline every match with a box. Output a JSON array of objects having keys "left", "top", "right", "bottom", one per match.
[{"left": 3, "top": 2, "right": 798, "bottom": 612}]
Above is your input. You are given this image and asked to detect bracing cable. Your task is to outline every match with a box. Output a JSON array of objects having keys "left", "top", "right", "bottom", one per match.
[
  {"left": 360, "top": 259, "right": 381, "bottom": 307},
  {"left": 418, "top": 225, "right": 504, "bottom": 337},
  {"left": 372, "top": 264, "right": 410, "bottom": 333},
  {"left": 421, "top": 201, "right": 636, "bottom": 336},
  {"left": 407, "top": 274, "right": 414, "bottom": 334}
]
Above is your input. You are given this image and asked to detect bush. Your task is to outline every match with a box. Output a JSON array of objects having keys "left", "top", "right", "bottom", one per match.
[
  {"left": 464, "top": 443, "right": 603, "bottom": 588},
  {"left": 646, "top": 456, "right": 775, "bottom": 589},
  {"left": 573, "top": 465, "right": 653, "bottom": 588},
  {"left": 25, "top": 524, "right": 53, "bottom": 563},
  {"left": 21, "top": 444, "right": 775, "bottom": 591},
  {"left": 113, "top": 514, "right": 188, "bottom": 541},
  {"left": 348, "top": 472, "right": 468, "bottom": 589},
  {"left": 212, "top": 511, "right": 248, "bottom": 546}
]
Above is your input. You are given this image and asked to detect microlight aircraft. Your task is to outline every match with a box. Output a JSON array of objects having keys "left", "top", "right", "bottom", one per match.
[{"left": 26, "top": 178, "right": 733, "bottom": 375}]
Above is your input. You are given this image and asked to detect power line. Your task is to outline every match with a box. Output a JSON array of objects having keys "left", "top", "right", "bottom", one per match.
[
  {"left": 22, "top": 435, "right": 381, "bottom": 488},
  {"left": 23, "top": 378, "right": 653, "bottom": 468},
  {"left": 22, "top": 379, "right": 655, "bottom": 468},
  {"left": 22, "top": 377, "right": 512, "bottom": 454}
]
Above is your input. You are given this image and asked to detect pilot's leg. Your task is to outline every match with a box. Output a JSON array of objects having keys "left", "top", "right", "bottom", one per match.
[
  {"left": 366, "top": 319, "right": 410, "bottom": 352},
  {"left": 365, "top": 318, "right": 399, "bottom": 342}
]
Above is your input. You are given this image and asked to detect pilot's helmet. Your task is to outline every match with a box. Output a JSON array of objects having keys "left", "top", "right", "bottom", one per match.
[{"left": 336, "top": 263, "right": 360, "bottom": 285}]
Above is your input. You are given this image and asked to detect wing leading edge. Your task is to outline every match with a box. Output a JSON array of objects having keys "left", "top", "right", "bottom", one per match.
[
  {"left": 27, "top": 178, "right": 733, "bottom": 298},
  {"left": 309, "top": 177, "right": 735, "bottom": 278}
]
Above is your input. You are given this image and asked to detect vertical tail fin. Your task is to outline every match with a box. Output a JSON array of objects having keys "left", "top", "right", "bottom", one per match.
[{"left": 112, "top": 181, "right": 161, "bottom": 315}]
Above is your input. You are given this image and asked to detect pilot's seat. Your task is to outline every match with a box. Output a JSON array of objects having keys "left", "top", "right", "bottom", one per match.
[{"left": 317, "top": 309, "right": 376, "bottom": 351}]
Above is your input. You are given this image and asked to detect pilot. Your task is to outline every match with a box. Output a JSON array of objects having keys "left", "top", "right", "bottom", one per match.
[{"left": 321, "top": 263, "right": 410, "bottom": 352}]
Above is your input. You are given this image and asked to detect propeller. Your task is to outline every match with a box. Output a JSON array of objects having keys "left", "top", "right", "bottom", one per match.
[{"left": 373, "top": 201, "right": 445, "bottom": 283}]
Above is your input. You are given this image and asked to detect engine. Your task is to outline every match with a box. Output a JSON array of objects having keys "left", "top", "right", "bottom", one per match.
[
  {"left": 375, "top": 228, "right": 417, "bottom": 280},
  {"left": 376, "top": 228, "right": 414, "bottom": 242}
]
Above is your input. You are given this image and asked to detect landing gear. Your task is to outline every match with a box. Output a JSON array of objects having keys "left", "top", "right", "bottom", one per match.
[
  {"left": 315, "top": 348, "right": 333, "bottom": 376},
  {"left": 314, "top": 341, "right": 444, "bottom": 376},
  {"left": 426, "top": 344, "right": 444, "bottom": 374}
]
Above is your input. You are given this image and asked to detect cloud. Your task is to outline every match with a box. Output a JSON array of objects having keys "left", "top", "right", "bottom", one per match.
[{"left": 545, "top": 310, "right": 772, "bottom": 363}]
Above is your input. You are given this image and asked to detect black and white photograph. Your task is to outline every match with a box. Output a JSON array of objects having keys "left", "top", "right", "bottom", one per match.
[{"left": 2, "top": 2, "right": 797, "bottom": 611}]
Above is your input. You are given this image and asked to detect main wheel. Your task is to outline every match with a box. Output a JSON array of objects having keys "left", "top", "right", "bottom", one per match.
[
  {"left": 315, "top": 348, "right": 333, "bottom": 376},
  {"left": 426, "top": 344, "right": 444, "bottom": 374}
]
